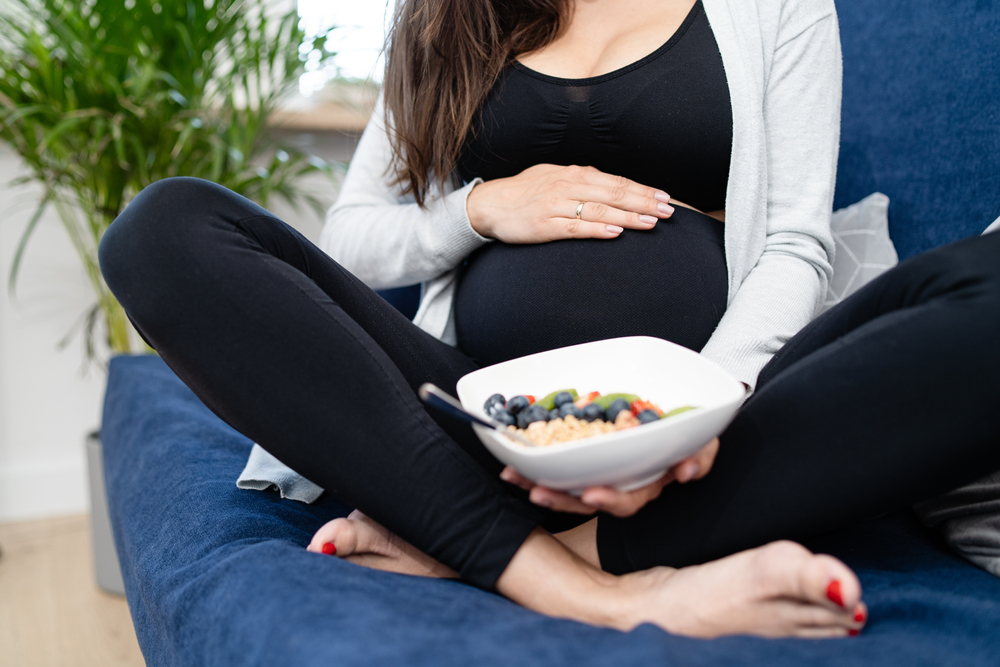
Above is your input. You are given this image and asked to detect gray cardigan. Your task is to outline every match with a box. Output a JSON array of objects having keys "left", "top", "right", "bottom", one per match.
[{"left": 319, "top": 0, "right": 841, "bottom": 391}]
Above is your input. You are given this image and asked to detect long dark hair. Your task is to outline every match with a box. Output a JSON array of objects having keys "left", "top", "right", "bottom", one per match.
[{"left": 382, "top": 0, "right": 567, "bottom": 205}]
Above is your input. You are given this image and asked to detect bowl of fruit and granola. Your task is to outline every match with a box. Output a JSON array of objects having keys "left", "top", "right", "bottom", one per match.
[{"left": 455, "top": 336, "right": 745, "bottom": 493}]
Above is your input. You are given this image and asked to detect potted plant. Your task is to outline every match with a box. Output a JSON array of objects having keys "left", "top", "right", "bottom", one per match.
[{"left": 0, "top": 0, "right": 336, "bottom": 593}]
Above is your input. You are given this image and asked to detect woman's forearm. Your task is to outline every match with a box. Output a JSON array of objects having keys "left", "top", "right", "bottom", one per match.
[{"left": 320, "top": 96, "right": 491, "bottom": 289}]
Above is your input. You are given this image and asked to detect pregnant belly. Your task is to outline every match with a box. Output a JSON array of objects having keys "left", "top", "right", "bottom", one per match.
[{"left": 454, "top": 207, "right": 728, "bottom": 367}]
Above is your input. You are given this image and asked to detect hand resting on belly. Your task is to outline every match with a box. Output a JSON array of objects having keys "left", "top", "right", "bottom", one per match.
[
  {"left": 466, "top": 163, "right": 724, "bottom": 244},
  {"left": 466, "top": 163, "right": 675, "bottom": 243}
]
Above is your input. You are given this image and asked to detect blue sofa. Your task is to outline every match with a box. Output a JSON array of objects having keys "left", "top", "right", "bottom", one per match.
[{"left": 102, "top": 1, "right": 1000, "bottom": 665}]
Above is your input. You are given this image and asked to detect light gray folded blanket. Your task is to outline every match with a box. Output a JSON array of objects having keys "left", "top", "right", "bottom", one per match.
[{"left": 237, "top": 444, "right": 324, "bottom": 503}]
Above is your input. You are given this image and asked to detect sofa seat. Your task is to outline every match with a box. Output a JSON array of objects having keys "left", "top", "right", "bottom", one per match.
[{"left": 102, "top": 355, "right": 1000, "bottom": 666}]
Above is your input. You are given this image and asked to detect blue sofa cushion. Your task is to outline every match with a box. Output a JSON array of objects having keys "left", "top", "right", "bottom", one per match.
[
  {"left": 103, "top": 355, "right": 1000, "bottom": 666},
  {"left": 834, "top": 0, "right": 1000, "bottom": 258}
]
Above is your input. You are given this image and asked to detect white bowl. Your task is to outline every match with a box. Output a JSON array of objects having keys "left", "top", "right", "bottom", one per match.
[{"left": 456, "top": 336, "right": 745, "bottom": 493}]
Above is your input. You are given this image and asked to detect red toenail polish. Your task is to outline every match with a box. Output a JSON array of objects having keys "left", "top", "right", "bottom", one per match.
[
  {"left": 853, "top": 609, "right": 866, "bottom": 623},
  {"left": 826, "top": 580, "right": 845, "bottom": 607},
  {"left": 848, "top": 629, "right": 860, "bottom": 637},
  {"left": 321, "top": 542, "right": 336, "bottom": 555}
]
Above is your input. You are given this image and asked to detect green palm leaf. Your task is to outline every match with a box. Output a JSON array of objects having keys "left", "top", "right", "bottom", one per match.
[{"left": 0, "top": 0, "right": 339, "bottom": 361}]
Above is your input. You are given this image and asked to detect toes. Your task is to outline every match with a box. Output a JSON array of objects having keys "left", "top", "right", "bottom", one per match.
[
  {"left": 306, "top": 517, "right": 360, "bottom": 556},
  {"left": 754, "top": 541, "right": 863, "bottom": 620},
  {"left": 307, "top": 510, "right": 399, "bottom": 560},
  {"left": 795, "top": 626, "right": 856, "bottom": 639},
  {"left": 802, "top": 553, "right": 862, "bottom": 612},
  {"left": 309, "top": 512, "right": 459, "bottom": 579},
  {"left": 770, "top": 600, "right": 857, "bottom": 630},
  {"left": 850, "top": 601, "right": 868, "bottom": 632},
  {"left": 759, "top": 597, "right": 867, "bottom": 638}
]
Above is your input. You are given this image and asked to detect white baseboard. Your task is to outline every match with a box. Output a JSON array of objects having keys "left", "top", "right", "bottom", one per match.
[{"left": 0, "top": 457, "right": 88, "bottom": 523}]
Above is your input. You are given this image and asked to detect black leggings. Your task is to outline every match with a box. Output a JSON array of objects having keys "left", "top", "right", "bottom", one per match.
[{"left": 99, "top": 177, "right": 1000, "bottom": 588}]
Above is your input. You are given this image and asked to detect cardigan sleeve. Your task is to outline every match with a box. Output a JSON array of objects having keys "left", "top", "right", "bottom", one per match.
[
  {"left": 700, "top": 5, "right": 840, "bottom": 390},
  {"left": 319, "top": 95, "right": 492, "bottom": 290}
]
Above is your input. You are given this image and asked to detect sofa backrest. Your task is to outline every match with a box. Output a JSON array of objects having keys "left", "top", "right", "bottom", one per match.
[{"left": 833, "top": 0, "right": 1000, "bottom": 258}]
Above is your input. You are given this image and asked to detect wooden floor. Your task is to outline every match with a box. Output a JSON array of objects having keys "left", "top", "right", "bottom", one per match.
[{"left": 0, "top": 515, "right": 145, "bottom": 667}]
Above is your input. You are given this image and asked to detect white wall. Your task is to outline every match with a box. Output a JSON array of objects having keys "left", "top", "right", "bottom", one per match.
[
  {"left": 0, "top": 144, "right": 105, "bottom": 522},
  {"left": 0, "top": 133, "right": 354, "bottom": 523}
]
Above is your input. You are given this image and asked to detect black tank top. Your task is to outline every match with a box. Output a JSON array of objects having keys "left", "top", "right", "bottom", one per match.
[
  {"left": 457, "top": 0, "right": 732, "bottom": 212},
  {"left": 454, "top": 1, "right": 732, "bottom": 366}
]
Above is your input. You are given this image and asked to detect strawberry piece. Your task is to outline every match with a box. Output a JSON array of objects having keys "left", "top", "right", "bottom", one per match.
[
  {"left": 574, "top": 391, "right": 601, "bottom": 408},
  {"left": 630, "top": 400, "right": 663, "bottom": 417}
]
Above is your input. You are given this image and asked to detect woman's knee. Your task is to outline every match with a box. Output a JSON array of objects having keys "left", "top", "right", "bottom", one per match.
[
  {"left": 98, "top": 177, "right": 228, "bottom": 314},
  {"left": 969, "top": 230, "right": 1000, "bottom": 284},
  {"left": 939, "top": 232, "right": 1000, "bottom": 293},
  {"left": 101, "top": 177, "right": 231, "bottom": 279},
  {"left": 890, "top": 231, "right": 1000, "bottom": 305}
]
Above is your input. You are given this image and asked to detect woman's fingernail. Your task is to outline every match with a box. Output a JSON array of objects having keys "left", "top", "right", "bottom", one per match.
[
  {"left": 848, "top": 629, "right": 860, "bottom": 637},
  {"left": 500, "top": 469, "right": 513, "bottom": 481},
  {"left": 535, "top": 497, "right": 553, "bottom": 508},
  {"left": 638, "top": 214, "right": 657, "bottom": 225},
  {"left": 606, "top": 225, "right": 624, "bottom": 234},
  {"left": 826, "top": 580, "right": 845, "bottom": 607},
  {"left": 853, "top": 606, "right": 866, "bottom": 623},
  {"left": 657, "top": 203, "right": 674, "bottom": 216},
  {"left": 654, "top": 191, "right": 670, "bottom": 203},
  {"left": 321, "top": 542, "right": 337, "bottom": 555}
]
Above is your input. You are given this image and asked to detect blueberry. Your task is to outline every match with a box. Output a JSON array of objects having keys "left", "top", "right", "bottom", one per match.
[
  {"left": 483, "top": 393, "right": 506, "bottom": 417},
  {"left": 549, "top": 408, "right": 561, "bottom": 421},
  {"left": 493, "top": 408, "right": 516, "bottom": 427},
  {"left": 559, "top": 402, "right": 583, "bottom": 420},
  {"left": 637, "top": 409, "right": 660, "bottom": 424},
  {"left": 517, "top": 404, "right": 550, "bottom": 429},
  {"left": 581, "top": 403, "right": 606, "bottom": 422},
  {"left": 506, "top": 395, "right": 530, "bottom": 415},
  {"left": 552, "top": 391, "right": 574, "bottom": 408},
  {"left": 605, "top": 398, "right": 631, "bottom": 422}
]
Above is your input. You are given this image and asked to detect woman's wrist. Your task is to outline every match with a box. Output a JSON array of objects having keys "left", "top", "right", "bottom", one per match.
[{"left": 466, "top": 179, "right": 495, "bottom": 238}]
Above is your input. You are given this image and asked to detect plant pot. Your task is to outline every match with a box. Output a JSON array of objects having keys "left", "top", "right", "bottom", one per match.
[{"left": 85, "top": 431, "right": 125, "bottom": 596}]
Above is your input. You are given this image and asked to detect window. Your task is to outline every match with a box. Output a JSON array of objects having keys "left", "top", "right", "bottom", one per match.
[{"left": 297, "top": 0, "right": 388, "bottom": 95}]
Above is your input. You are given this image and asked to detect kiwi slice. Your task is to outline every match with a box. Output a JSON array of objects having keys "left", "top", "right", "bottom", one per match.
[
  {"left": 533, "top": 388, "right": 579, "bottom": 411},
  {"left": 591, "top": 393, "right": 640, "bottom": 409},
  {"left": 662, "top": 406, "right": 696, "bottom": 418}
]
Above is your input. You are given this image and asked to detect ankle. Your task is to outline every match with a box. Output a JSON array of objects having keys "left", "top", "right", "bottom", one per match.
[{"left": 495, "top": 529, "right": 633, "bottom": 630}]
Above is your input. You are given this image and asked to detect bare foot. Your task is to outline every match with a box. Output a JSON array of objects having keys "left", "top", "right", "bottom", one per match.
[
  {"left": 307, "top": 510, "right": 458, "bottom": 579},
  {"left": 552, "top": 521, "right": 866, "bottom": 636},
  {"left": 308, "top": 516, "right": 866, "bottom": 638},
  {"left": 496, "top": 531, "right": 866, "bottom": 639},
  {"left": 621, "top": 540, "right": 867, "bottom": 638}
]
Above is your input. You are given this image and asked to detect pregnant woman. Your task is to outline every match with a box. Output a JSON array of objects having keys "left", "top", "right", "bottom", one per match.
[{"left": 98, "top": 0, "right": 1000, "bottom": 638}]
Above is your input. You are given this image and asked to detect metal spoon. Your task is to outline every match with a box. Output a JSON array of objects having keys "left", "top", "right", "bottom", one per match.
[{"left": 418, "top": 383, "right": 537, "bottom": 447}]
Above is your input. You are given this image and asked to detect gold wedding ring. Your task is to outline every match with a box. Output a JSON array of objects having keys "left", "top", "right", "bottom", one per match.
[{"left": 575, "top": 201, "right": 586, "bottom": 220}]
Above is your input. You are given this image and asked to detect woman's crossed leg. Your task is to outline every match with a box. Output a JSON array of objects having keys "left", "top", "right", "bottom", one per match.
[
  {"left": 100, "top": 177, "right": 873, "bottom": 637},
  {"left": 308, "top": 227, "right": 1000, "bottom": 635}
]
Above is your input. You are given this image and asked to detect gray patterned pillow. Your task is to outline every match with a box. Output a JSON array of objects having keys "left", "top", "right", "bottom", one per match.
[{"left": 822, "top": 192, "right": 897, "bottom": 313}]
